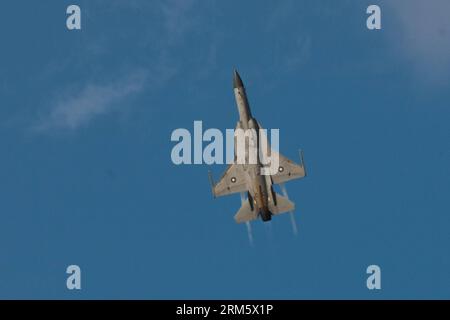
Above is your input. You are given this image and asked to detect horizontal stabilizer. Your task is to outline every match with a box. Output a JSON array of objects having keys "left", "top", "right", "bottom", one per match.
[
  {"left": 269, "top": 192, "right": 295, "bottom": 215},
  {"left": 234, "top": 200, "right": 258, "bottom": 224}
]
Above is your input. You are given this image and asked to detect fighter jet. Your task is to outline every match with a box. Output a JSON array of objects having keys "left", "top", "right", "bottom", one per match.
[{"left": 209, "top": 70, "right": 306, "bottom": 223}]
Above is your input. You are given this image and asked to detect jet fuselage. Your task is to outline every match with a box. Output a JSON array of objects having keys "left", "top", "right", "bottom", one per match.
[{"left": 233, "top": 71, "right": 272, "bottom": 221}]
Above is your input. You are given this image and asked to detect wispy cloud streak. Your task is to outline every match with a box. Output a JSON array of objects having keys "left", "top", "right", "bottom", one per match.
[
  {"left": 33, "top": 72, "right": 146, "bottom": 131},
  {"left": 387, "top": 0, "right": 450, "bottom": 81},
  {"left": 32, "top": 1, "right": 200, "bottom": 133}
]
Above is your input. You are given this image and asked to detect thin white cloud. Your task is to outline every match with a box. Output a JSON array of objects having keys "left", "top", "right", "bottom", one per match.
[
  {"left": 31, "top": 1, "right": 202, "bottom": 133},
  {"left": 262, "top": 1, "right": 312, "bottom": 76},
  {"left": 387, "top": 0, "right": 450, "bottom": 82},
  {"left": 160, "top": 0, "right": 199, "bottom": 45},
  {"left": 33, "top": 71, "right": 147, "bottom": 131}
]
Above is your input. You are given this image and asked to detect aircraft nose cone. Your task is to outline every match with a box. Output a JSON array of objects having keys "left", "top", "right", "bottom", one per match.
[{"left": 233, "top": 69, "right": 244, "bottom": 88}]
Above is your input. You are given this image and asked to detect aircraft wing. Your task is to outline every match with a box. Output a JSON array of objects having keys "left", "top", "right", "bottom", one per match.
[
  {"left": 212, "top": 164, "right": 247, "bottom": 197},
  {"left": 271, "top": 152, "right": 306, "bottom": 185},
  {"left": 255, "top": 121, "right": 306, "bottom": 184}
]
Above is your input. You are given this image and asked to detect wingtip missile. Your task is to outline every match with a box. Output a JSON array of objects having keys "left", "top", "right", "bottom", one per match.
[{"left": 208, "top": 170, "right": 216, "bottom": 198}]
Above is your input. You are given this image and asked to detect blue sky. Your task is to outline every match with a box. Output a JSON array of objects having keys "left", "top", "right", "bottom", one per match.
[{"left": 0, "top": 0, "right": 449, "bottom": 299}]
